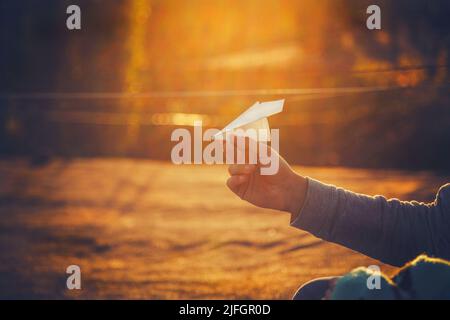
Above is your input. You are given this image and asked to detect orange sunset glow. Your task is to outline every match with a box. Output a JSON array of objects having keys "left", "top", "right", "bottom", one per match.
[{"left": 0, "top": 0, "right": 449, "bottom": 300}]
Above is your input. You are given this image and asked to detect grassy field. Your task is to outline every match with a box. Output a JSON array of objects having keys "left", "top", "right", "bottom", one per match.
[{"left": 0, "top": 158, "right": 448, "bottom": 299}]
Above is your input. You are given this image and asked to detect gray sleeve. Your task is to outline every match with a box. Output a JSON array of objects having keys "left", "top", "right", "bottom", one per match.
[{"left": 290, "top": 178, "right": 450, "bottom": 267}]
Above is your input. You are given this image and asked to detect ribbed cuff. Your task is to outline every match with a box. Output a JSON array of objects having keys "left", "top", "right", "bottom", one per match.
[{"left": 290, "top": 177, "right": 337, "bottom": 237}]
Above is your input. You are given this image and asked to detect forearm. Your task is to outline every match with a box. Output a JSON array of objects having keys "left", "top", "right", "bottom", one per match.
[{"left": 289, "top": 178, "right": 449, "bottom": 267}]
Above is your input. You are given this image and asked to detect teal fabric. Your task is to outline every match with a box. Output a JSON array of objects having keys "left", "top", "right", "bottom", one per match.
[{"left": 331, "top": 255, "right": 450, "bottom": 300}]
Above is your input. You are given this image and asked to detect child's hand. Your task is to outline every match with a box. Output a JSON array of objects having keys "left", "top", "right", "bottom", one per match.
[{"left": 225, "top": 137, "right": 307, "bottom": 215}]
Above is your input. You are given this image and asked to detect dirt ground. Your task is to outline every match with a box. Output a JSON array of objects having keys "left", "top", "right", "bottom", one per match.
[{"left": 0, "top": 158, "right": 447, "bottom": 299}]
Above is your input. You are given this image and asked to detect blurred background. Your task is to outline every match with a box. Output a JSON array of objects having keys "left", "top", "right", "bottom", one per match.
[
  {"left": 0, "top": 0, "right": 449, "bottom": 299},
  {"left": 1, "top": 0, "right": 449, "bottom": 169}
]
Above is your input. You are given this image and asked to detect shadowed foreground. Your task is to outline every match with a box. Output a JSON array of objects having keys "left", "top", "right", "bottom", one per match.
[{"left": 0, "top": 158, "right": 447, "bottom": 299}]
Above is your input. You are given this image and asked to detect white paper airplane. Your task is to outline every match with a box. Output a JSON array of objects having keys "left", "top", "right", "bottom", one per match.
[{"left": 214, "top": 99, "right": 284, "bottom": 141}]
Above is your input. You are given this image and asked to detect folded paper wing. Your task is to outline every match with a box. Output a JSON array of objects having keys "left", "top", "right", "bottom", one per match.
[{"left": 214, "top": 99, "right": 284, "bottom": 141}]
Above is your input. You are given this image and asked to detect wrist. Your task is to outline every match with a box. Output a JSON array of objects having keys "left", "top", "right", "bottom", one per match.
[{"left": 286, "top": 173, "right": 308, "bottom": 217}]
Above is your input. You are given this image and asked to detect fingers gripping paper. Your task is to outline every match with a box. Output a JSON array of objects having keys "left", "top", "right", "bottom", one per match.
[{"left": 214, "top": 99, "right": 284, "bottom": 141}]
